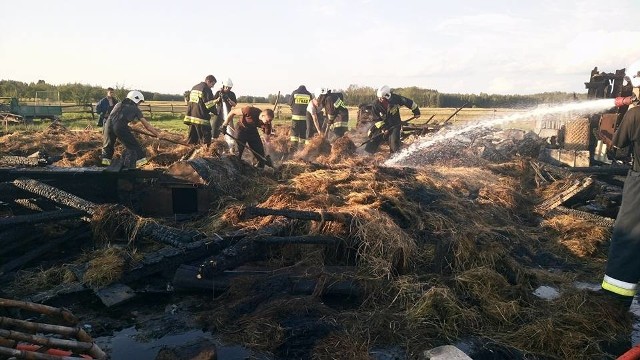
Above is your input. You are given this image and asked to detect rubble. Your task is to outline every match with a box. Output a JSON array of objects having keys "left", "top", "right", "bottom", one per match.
[{"left": 0, "top": 122, "right": 633, "bottom": 359}]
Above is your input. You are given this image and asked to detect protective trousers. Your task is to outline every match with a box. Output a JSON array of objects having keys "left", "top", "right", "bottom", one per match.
[{"left": 602, "top": 170, "right": 640, "bottom": 306}]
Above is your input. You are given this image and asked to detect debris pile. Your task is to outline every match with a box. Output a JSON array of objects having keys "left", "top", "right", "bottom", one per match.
[{"left": 0, "top": 123, "right": 632, "bottom": 359}]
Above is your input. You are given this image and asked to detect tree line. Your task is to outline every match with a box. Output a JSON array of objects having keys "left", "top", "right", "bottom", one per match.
[
  {"left": 1, "top": 79, "right": 583, "bottom": 108},
  {"left": 268, "top": 85, "right": 583, "bottom": 109}
]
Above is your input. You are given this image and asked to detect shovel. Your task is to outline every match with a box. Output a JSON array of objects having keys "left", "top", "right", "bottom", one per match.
[
  {"left": 131, "top": 127, "right": 192, "bottom": 147},
  {"left": 358, "top": 116, "right": 417, "bottom": 148},
  {"left": 221, "top": 128, "right": 274, "bottom": 168}
]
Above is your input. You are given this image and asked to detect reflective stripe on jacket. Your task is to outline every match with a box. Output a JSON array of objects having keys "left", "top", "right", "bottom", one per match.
[{"left": 184, "top": 82, "right": 215, "bottom": 126}]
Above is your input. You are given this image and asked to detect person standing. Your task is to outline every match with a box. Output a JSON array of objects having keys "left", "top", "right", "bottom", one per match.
[
  {"left": 306, "top": 88, "right": 325, "bottom": 140},
  {"left": 184, "top": 75, "right": 217, "bottom": 146},
  {"left": 365, "top": 85, "right": 420, "bottom": 154},
  {"left": 602, "top": 103, "right": 640, "bottom": 310},
  {"left": 289, "top": 85, "right": 312, "bottom": 149},
  {"left": 101, "top": 90, "right": 160, "bottom": 168},
  {"left": 96, "top": 87, "right": 117, "bottom": 127},
  {"left": 220, "top": 106, "right": 273, "bottom": 168},
  {"left": 319, "top": 89, "right": 349, "bottom": 139},
  {"left": 212, "top": 78, "right": 238, "bottom": 139}
]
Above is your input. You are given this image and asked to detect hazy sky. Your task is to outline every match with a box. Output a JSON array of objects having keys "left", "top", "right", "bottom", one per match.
[{"left": 3, "top": 0, "right": 640, "bottom": 97}]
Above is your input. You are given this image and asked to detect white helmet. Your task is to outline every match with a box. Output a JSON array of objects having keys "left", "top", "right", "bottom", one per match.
[
  {"left": 314, "top": 87, "right": 327, "bottom": 97},
  {"left": 221, "top": 78, "right": 233, "bottom": 88},
  {"left": 376, "top": 85, "right": 391, "bottom": 99},
  {"left": 126, "top": 90, "right": 144, "bottom": 104}
]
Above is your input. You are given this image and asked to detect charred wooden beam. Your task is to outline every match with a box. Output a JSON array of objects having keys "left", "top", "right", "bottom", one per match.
[
  {"left": 12, "top": 178, "right": 97, "bottom": 215},
  {"left": 546, "top": 206, "right": 616, "bottom": 227},
  {"left": 196, "top": 219, "right": 293, "bottom": 280},
  {"left": 12, "top": 178, "right": 204, "bottom": 247},
  {"left": 254, "top": 235, "right": 342, "bottom": 245},
  {"left": 13, "top": 198, "right": 60, "bottom": 212},
  {"left": 175, "top": 265, "right": 360, "bottom": 297},
  {"left": 567, "top": 166, "right": 630, "bottom": 175},
  {"left": 245, "top": 206, "right": 352, "bottom": 223},
  {"left": 197, "top": 237, "right": 267, "bottom": 280},
  {"left": 120, "top": 235, "right": 238, "bottom": 284},
  {"left": 0, "top": 228, "right": 40, "bottom": 255},
  {"left": 534, "top": 177, "right": 594, "bottom": 215},
  {"left": 0, "top": 156, "right": 46, "bottom": 167},
  {"left": 0, "top": 226, "right": 91, "bottom": 275},
  {"left": 0, "top": 209, "right": 84, "bottom": 230}
]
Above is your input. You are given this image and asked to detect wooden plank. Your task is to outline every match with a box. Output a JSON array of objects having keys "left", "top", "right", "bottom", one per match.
[{"left": 534, "top": 177, "right": 594, "bottom": 215}]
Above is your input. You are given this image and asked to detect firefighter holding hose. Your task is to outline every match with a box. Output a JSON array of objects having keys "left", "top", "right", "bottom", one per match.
[{"left": 602, "top": 92, "right": 640, "bottom": 309}]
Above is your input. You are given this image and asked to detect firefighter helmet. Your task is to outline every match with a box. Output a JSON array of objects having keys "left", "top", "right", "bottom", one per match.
[
  {"left": 376, "top": 85, "right": 391, "bottom": 99},
  {"left": 222, "top": 78, "right": 233, "bottom": 88},
  {"left": 127, "top": 90, "right": 144, "bottom": 104},
  {"left": 314, "top": 88, "right": 327, "bottom": 97}
]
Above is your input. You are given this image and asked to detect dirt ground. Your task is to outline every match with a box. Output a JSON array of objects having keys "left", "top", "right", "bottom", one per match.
[{"left": 0, "top": 122, "right": 634, "bottom": 359}]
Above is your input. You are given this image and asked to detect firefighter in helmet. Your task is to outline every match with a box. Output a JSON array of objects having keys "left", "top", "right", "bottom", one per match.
[
  {"left": 212, "top": 78, "right": 238, "bottom": 139},
  {"left": 101, "top": 90, "right": 160, "bottom": 168},
  {"left": 365, "top": 85, "right": 420, "bottom": 154}
]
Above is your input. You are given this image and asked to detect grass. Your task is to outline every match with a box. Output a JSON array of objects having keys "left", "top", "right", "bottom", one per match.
[{"left": 5, "top": 101, "right": 532, "bottom": 134}]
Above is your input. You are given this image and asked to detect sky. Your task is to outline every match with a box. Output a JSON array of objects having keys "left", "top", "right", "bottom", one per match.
[{"left": 2, "top": 0, "right": 640, "bottom": 98}]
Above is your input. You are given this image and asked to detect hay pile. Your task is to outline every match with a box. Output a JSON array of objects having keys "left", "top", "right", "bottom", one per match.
[
  {"left": 196, "top": 156, "right": 627, "bottom": 359},
  {"left": 0, "top": 124, "right": 628, "bottom": 359}
]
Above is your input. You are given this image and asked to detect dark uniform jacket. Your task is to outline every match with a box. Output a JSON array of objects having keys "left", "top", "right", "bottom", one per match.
[
  {"left": 214, "top": 90, "right": 237, "bottom": 116},
  {"left": 371, "top": 93, "right": 420, "bottom": 127},
  {"left": 322, "top": 92, "right": 349, "bottom": 128},
  {"left": 613, "top": 106, "right": 640, "bottom": 172},
  {"left": 290, "top": 86, "right": 311, "bottom": 121},
  {"left": 109, "top": 99, "right": 143, "bottom": 126},
  {"left": 184, "top": 82, "right": 216, "bottom": 126}
]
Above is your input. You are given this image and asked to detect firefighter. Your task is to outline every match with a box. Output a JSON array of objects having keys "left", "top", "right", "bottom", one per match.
[
  {"left": 220, "top": 106, "right": 273, "bottom": 168},
  {"left": 212, "top": 78, "right": 238, "bottom": 139},
  {"left": 306, "top": 88, "right": 325, "bottom": 140},
  {"left": 319, "top": 88, "right": 349, "bottom": 139},
  {"left": 289, "top": 85, "right": 312, "bottom": 149},
  {"left": 184, "top": 75, "right": 217, "bottom": 146},
  {"left": 602, "top": 102, "right": 640, "bottom": 310},
  {"left": 101, "top": 90, "right": 160, "bottom": 168},
  {"left": 365, "top": 85, "right": 420, "bottom": 154}
]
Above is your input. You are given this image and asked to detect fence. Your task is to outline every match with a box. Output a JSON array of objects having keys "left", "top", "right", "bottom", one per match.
[{"left": 59, "top": 102, "right": 188, "bottom": 121}]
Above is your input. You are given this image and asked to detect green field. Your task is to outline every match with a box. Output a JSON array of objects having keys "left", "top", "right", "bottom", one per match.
[{"left": 2, "top": 101, "right": 532, "bottom": 134}]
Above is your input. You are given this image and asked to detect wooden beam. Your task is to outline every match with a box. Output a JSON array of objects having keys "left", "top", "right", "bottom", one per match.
[{"left": 245, "top": 206, "right": 352, "bottom": 223}]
